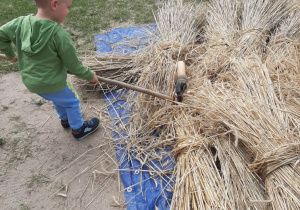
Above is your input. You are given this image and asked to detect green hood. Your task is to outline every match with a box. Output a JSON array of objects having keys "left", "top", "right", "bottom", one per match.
[
  {"left": 21, "top": 15, "right": 60, "bottom": 56},
  {"left": 0, "top": 15, "right": 94, "bottom": 94}
]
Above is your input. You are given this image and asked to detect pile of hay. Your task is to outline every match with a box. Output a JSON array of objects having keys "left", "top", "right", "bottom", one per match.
[{"left": 83, "top": 0, "right": 300, "bottom": 209}]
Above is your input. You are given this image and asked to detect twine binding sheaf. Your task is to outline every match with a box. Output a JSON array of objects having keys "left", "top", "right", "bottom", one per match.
[{"left": 250, "top": 143, "right": 300, "bottom": 180}]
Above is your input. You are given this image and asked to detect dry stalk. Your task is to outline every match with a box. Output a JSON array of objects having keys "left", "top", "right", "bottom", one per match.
[
  {"left": 75, "top": 0, "right": 300, "bottom": 209},
  {"left": 187, "top": 56, "right": 300, "bottom": 209},
  {"left": 238, "top": 0, "right": 290, "bottom": 56},
  {"left": 115, "top": 0, "right": 299, "bottom": 209},
  {"left": 265, "top": 7, "right": 300, "bottom": 129}
]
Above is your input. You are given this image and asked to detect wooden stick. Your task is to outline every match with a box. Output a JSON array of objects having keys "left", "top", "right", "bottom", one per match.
[
  {"left": 97, "top": 76, "right": 174, "bottom": 101},
  {"left": 0, "top": 53, "right": 174, "bottom": 101},
  {"left": 177, "top": 61, "right": 186, "bottom": 77}
]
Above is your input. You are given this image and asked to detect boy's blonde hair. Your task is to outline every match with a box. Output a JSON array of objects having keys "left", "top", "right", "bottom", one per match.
[
  {"left": 35, "top": 0, "right": 51, "bottom": 8},
  {"left": 35, "top": 0, "right": 66, "bottom": 8}
]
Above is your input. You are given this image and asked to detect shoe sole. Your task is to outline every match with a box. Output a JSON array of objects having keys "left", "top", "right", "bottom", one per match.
[{"left": 75, "top": 124, "right": 99, "bottom": 141}]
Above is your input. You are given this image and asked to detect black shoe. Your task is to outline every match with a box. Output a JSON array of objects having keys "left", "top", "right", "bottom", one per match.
[
  {"left": 72, "top": 118, "right": 99, "bottom": 140},
  {"left": 61, "top": 120, "right": 70, "bottom": 128}
]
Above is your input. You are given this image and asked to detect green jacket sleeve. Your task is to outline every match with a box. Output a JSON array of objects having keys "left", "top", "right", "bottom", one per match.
[
  {"left": 54, "top": 29, "right": 94, "bottom": 81},
  {"left": 0, "top": 18, "right": 21, "bottom": 58}
]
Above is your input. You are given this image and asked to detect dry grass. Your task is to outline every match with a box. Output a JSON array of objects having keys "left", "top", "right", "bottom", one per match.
[{"left": 79, "top": 0, "right": 300, "bottom": 209}]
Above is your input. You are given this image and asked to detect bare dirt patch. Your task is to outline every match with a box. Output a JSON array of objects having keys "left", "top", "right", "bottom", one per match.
[{"left": 0, "top": 72, "right": 125, "bottom": 210}]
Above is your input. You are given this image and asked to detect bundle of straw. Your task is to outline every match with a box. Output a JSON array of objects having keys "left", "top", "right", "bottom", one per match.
[
  {"left": 128, "top": 0, "right": 205, "bottom": 123},
  {"left": 77, "top": 53, "right": 136, "bottom": 90},
  {"left": 265, "top": 7, "right": 300, "bottom": 128},
  {"left": 90, "top": 0, "right": 300, "bottom": 209},
  {"left": 188, "top": 56, "right": 300, "bottom": 208},
  {"left": 238, "top": 0, "right": 290, "bottom": 56},
  {"left": 128, "top": 0, "right": 270, "bottom": 209}
]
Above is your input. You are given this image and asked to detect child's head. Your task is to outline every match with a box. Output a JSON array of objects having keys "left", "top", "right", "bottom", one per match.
[
  {"left": 35, "top": 0, "right": 51, "bottom": 8},
  {"left": 35, "top": 0, "right": 73, "bottom": 23}
]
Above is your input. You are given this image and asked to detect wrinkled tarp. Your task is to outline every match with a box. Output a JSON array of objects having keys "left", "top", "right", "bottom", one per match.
[
  {"left": 95, "top": 25, "right": 156, "bottom": 55},
  {"left": 95, "top": 26, "right": 175, "bottom": 210}
]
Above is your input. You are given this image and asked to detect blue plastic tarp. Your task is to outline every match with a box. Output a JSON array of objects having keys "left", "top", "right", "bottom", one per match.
[
  {"left": 95, "top": 26, "right": 175, "bottom": 210},
  {"left": 95, "top": 25, "right": 156, "bottom": 55}
]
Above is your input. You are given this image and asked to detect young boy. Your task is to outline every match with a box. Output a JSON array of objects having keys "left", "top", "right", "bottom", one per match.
[{"left": 0, "top": 0, "right": 100, "bottom": 140}]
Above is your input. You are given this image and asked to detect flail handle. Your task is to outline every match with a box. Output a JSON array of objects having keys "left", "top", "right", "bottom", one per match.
[
  {"left": 177, "top": 61, "right": 186, "bottom": 77},
  {"left": 96, "top": 76, "right": 174, "bottom": 101}
]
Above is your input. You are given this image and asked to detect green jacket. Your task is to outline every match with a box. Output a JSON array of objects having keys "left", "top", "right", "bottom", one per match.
[{"left": 0, "top": 15, "right": 94, "bottom": 94}]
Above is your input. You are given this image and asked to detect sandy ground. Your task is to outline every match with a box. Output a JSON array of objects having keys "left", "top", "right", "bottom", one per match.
[{"left": 0, "top": 72, "right": 126, "bottom": 210}]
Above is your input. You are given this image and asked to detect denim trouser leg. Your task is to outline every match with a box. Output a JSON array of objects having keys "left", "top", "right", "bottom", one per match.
[
  {"left": 52, "top": 102, "right": 68, "bottom": 121},
  {"left": 39, "top": 83, "right": 84, "bottom": 130}
]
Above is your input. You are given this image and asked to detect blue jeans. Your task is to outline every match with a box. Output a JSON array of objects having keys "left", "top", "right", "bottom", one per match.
[{"left": 39, "top": 82, "right": 84, "bottom": 130}]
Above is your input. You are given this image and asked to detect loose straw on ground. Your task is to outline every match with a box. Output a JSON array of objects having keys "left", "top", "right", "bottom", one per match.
[{"left": 70, "top": 0, "right": 300, "bottom": 209}]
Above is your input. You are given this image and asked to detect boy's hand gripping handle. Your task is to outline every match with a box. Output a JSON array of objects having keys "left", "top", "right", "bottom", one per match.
[{"left": 0, "top": 53, "right": 18, "bottom": 63}]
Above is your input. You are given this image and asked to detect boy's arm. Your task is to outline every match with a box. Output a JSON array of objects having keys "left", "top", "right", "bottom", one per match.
[
  {"left": 0, "top": 25, "right": 16, "bottom": 59},
  {"left": 54, "top": 30, "right": 98, "bottom": 83},
  {"left": 0, "top": 19, "right": 19, "bottom": 59}
]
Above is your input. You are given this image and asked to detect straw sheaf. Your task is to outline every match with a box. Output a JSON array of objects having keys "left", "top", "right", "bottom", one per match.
[
  {"left": 238, "top": 0, "right": 290, "bottom": 55},
  {"left": 189, "top": 56, "right": 300, "bottom": 208},
  {"left": 77, "top": 0, "right": 300, "bottom": 209},
  {"left": 154, "top": 0, "right": 206, "bottom": 44},
  {"left": 265, "top": 7, "right": 300, "bottom": 131},
  {"left": 127, "top": 1, "right": 204, "bottom": 134},
  {"left": 250, "top": 143, "right": 300, "bottom": 180},
  {"left": 173, "top": 136, "right": 207, "bottom": 158}
]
